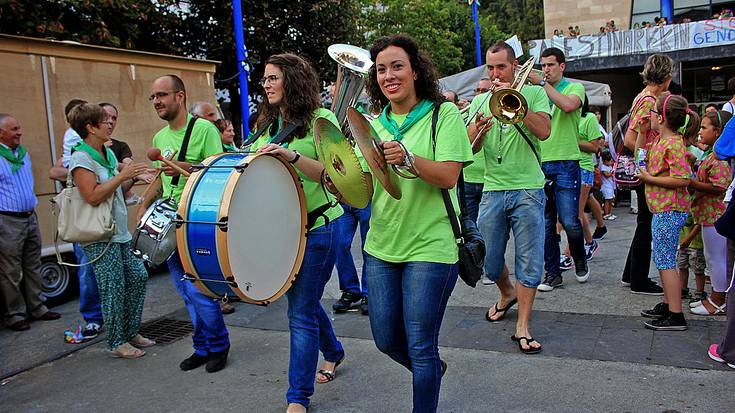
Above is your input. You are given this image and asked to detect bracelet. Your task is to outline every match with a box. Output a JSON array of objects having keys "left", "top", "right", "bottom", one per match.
[{"left": 289, "top": 151, "right": 301, "bottom": 164}]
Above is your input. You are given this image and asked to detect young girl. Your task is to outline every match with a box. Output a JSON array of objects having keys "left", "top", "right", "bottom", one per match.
[
  {"left": 600, "top": 151, "right": 616, "bottom": 218},
  {"left": 637, "top": 93, "right": 693, "bottom": 331},
  {"left": 690, "top": 110, "right": 733, "bottom": 316}
]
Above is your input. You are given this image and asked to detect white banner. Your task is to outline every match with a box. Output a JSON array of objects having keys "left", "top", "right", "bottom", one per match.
[{"left": 528, "top": 18, "right": 735, "bottom": 62}]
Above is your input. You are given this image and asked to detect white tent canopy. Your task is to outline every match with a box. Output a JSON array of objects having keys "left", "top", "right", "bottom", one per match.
[{"left": 439, "top": 65, "right": 612, "bottom": 107}]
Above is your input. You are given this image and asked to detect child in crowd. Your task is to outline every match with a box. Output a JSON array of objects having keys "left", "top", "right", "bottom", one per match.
[
  {"left": 600, "top": 151, "right": 616, "bottom": 219},
  {"left": 637, "top": 93, "right": 693, "bottom": 331},
  {"left": 690, "top": 110, "right": 733, "bottom": 316}
]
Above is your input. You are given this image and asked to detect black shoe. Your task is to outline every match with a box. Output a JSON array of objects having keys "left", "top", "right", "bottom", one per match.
[
  {"left": 360, "top": 297, "right": 369, "bottom": 316},
  {"left": 440, "top": 359, "right": 447, "bottom": 377},
  {"left": 82, "top": 322, "right": 102, "bottom": 340},
  {"left": 641, "top": 302, "right": 669, "bottom": 319},
  {"left": 205, "top": 349, "right": 229, "bottom": 373},
  {"left": 592, "top": 226, "right": 608, "bottom": 240},
  {"left": 575, "top": 260, "right": 590, "bottom": 283},
  {"left": 180, "top": 353, "right": 209, "bottom": 371},
  {"left": 644, "top": 312, "right": 687, "bottom": 331},
  {"left": 631, "top": 283, "right": 664, "bottom": 296},
  {"left": 332, "top": 291, "right": 362, "bottom": 313},
  {"left": 537, "top": 275, "right": 563, "bottom": 291}
]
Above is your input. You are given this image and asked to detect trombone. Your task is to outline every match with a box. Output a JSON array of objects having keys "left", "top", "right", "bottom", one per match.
[{"left": 488, "top": 57, "right": 537, "bottom": 124}]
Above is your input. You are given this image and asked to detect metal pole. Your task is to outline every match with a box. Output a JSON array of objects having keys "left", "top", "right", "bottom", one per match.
[
  {"left": 232, "top": 0, "right": 250, "bottom": 137},
  {"left": 472, "top": 1, "right": 482, "bottom": 67}
]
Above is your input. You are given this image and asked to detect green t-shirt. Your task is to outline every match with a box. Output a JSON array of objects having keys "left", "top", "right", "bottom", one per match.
[
  {"left": 365, "top": 101, "right": 473, "bottom": 264},
  {"left": 472, "top": 85, "right": 551, "bottom": 191},
  {"left": 250, "top": 108, "right": 343, "bottom": 230},
  {"left": 462, "top": 99, "right": 485, "bottom": 184},
  {"left": 153, "top": 114, "right": 224, "bottom": 203},
  {"left": 540, "top": 81, "right": 585, "bottom": 162},
  {"left": 578, "top": 112, "right": 602, "bottom": 172},
  {"left": 678, "top": 214, "right": 703, "bottom": 249}
]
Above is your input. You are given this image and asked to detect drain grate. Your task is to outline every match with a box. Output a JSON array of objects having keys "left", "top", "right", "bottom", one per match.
[{"left": 138, "top": 318, "right": 194, "bottom": 345}]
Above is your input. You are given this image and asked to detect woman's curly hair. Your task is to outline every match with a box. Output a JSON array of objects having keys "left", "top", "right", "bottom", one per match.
[
  {"left": 641, "top": 54, "right": 674, "bottom": 86},
  {"left": 366, "top": 34, "right": 444, "bottom": 111},
  {"left": 255, "top": 53, "right": 321, "bottom": 141}
]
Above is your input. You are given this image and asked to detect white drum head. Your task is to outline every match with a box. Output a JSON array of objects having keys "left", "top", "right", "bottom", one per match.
[{"left": 219, "top": 154, "right": 306, "bottom": 303}]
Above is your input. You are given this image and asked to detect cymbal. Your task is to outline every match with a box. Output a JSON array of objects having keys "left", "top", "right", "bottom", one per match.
[
  {"left": 313, "top": 118, "right": 372, "bottom": 209},
  {"left": 346, "top": 107, "right": 401, "bottom": 200}
]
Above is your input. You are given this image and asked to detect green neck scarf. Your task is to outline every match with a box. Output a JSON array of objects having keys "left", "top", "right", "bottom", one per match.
[
  {"left": 71, "top": 141, "right": 117, "bottom": 177},
  {"left": 378, "top": 100, "right": 435, "bottom": 141},
  {"left": 0, "top": 144, "right": 27, "bottom": 172},
  {"left": 549, "top": 77, "right": 571, "bottom": 111}
]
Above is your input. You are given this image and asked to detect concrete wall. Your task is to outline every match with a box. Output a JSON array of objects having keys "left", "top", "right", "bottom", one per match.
[{"left": 544, "top": 0, "right": 633, "bottom": 38}]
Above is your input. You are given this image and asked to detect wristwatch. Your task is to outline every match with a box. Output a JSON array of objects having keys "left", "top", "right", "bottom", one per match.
[{"left": 538, "top": 79, "right": 546, "bottom": 87}]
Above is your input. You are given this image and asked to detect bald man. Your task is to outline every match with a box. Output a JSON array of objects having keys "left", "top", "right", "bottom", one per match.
[{"left": 189, "top": 101, "right": 219, "bottom": 122}]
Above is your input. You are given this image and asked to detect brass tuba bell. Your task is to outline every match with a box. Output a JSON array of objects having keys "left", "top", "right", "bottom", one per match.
[
  {"left": 328, "top": 44, "right": 373, "bottom": 131},
  {"left": 489, "top": 57, "right": 537, "bottom": 124}
]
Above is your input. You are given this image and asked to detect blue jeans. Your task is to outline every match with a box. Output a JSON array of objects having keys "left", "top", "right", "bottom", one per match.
[
  {"left": 365, "top": 254, "right": 458, "bottom": 413},
  {"left": 74, "top": 243, "right": 103, "bottom": 325},
  {"left": 542, "top": 160, "right": 586, "bottom": 276},
  {"left": 334, "top": 202, "right": 371, "bottom": 296},
  {"left": 167, "top": 250, "right": 230, "bottom": 356},
  {"left": 477, "top": 189, "right": 546, "bottom": 288},
  {"left": 461, "top": 182, "right": 484, "bottom": 223},
  {"left": 286, "top": 221, "right": 344, "bottom": 407}
]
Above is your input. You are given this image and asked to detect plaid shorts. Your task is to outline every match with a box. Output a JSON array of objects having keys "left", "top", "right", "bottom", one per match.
[{"left": 676, "top": 247, "right": 706, "bottom": 274}]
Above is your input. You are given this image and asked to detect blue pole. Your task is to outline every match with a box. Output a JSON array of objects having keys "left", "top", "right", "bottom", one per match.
[
  {"left": 232, "top": 0, "right": 250, "bottom": 137},
  {"left": 472, "top": 1, "right": 482, "bottom": 66},
  {"left": 660, "top": 0, "right": 673, "bottom": 23}
]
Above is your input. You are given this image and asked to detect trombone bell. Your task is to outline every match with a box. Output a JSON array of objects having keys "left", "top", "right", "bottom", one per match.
[{"left": 488, "top": 57, "right": 536, "bottom": 125}]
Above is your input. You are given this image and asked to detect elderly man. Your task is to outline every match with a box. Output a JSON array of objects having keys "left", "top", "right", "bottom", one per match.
[
  {"left": 189, "top": 101, "right": 219, "bottom": 122},
  {"left": 0, "top": 114, "right": 61, "bottom": 331}
]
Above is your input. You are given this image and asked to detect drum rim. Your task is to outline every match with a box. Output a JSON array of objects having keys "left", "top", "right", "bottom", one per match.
[{"left": 217, "top": 153, "right": 308, "bottom": 305}]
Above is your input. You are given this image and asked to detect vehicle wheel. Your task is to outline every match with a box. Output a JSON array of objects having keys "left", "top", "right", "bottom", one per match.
[{"left": 40, "top": 255, "right": 77, "bottom": 307}]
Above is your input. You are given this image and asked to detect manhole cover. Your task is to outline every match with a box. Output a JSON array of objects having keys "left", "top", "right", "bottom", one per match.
[{"left": 138, "top": 318, "right": 193, "bottom": 345}]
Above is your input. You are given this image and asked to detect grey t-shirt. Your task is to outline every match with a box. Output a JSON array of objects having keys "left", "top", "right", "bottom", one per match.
[{"left": 69, "top": 150, "right": 131, "bottom": 244}]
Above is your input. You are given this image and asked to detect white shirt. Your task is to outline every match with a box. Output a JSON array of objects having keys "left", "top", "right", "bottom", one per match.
[
  {"left": 62, "top": 127, "right": 82, "bottom": 168},
  {"left": 723, "top": 101, "right": 735, "bottom": 114}
]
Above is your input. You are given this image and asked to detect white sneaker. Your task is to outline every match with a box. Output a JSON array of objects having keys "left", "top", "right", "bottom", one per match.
[
  {"left": 482, "top": 277, "right": 495, "bottom": 286},
  {"left": 629, "top": 208, "right": 638, "bottom": 214}
]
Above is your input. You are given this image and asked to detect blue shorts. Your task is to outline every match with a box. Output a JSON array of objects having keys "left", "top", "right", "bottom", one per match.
[
  {"left": 580, "top": 169, "right": 594, "bottom": 186},
  {"left": 652, "top": 211, "right": 688, "bottom": 270}
]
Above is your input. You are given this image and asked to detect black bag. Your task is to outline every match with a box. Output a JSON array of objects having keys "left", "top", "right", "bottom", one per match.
[
  {"left": 715, "top": 199, "right": 735, "bottom": 241},
  {"left": 430, "top": 106, "right": 486, "bottom": 287}
]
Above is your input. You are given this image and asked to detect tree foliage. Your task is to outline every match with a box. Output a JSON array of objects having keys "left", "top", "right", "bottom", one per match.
[{"left": 480, "top": 0, "right": 545, "bottom": 45}]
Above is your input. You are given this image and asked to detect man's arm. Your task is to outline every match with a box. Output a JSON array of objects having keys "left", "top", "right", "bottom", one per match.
[
  {"left": 543, "top": 83, "right": 581, "bottom": 113},
  {"left": 49, "top": 157, "right": 69, "bottom": 182},
  {"left": 523, "top": 111, "right": 551, "bottom": 140}
]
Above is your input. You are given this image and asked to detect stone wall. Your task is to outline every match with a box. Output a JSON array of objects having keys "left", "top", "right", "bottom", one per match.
[{"left": 543, "top": 0, "right": 633, "bottom": 38}]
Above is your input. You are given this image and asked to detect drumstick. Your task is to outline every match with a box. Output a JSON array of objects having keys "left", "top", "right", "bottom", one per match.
[
  {"left": 137, "top": 150, "right": 176, "bottom": 220},
  {"left": 147, "top": 147, "right": 191, "bottom": 177}
]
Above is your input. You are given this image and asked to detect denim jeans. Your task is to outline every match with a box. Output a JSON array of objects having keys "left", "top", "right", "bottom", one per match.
[
  {"left": 542, "top": 160, "right": 586, "bottom": 276},
  {"left": 286, "top": 221, "right": 344, "bottom": 407},
  {"left": 460, "top": 181, "right": 484, "bottom": 223},
  {"left": 477, "top": 189, "right": 546, "bottom": 288},
  {"left": 365, "top": 254, "right": 458, "bottom": 413},
  {"left": 74, "top": 243, "right": 103, "bottom": 325},
  {"left": 167, "top": 250, "right": 230, "bottom": 356},
  {"left": 334, "top": 202, "right": 371, "bottom": 296}
]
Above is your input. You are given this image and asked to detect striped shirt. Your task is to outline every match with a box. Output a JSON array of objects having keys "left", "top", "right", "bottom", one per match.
[
  {"left": 0, "top": 143, "right": 37, "bottom": 212},
  {"left": 62, "top": 127, "right": 82, "bottom": 168}
]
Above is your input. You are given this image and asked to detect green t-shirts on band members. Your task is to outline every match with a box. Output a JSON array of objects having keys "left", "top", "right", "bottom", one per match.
[
  {"left": 250, "top": 108, "right": 343, "bottom": 230},
  {"left": 462, "top": 95, "right": 486, "bottom": 184},
  {"left": 153, "top": 114, "right": 224, "bottom": 204},
  {"left": 578, "top": 112, "right": 602, "bottom": 172},
  {"left": 540, "top": 80, "right": 585, "bottom": 162},
  {"left": 472, "top": 85, "right": 551, "bottom": 191},
  {"left": 365, "top": 101, "right": 473, "bottom": 264}
]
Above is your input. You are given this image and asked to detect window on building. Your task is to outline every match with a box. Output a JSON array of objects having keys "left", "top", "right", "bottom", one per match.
[{"left": 631, "top": 0, "right": 735, "bottom": 26}]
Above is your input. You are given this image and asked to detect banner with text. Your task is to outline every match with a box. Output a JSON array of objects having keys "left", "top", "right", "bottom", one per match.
[{"left": 528, "top": 18, "right": 735, "bottom": 62}]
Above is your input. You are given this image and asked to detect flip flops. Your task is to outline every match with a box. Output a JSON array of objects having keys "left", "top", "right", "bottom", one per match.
[
  {"left": 316, "top": 355, "right": 345, "bottom": 384},
  {"left": 485, "top": 297, "right": 518, "bottom": 322},
  {"left": 511, "top": 335, "right": 543, "bottom": 354}
]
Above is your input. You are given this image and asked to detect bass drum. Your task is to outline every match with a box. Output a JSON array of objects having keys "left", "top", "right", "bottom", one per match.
[{"left": 176, "top": 152, "right": 308, "bottom": 305}]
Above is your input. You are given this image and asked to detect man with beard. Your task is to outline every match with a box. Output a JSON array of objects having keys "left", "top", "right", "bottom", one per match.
[{"left": 148, "top": 75, "right": 231, "bottom": 373}]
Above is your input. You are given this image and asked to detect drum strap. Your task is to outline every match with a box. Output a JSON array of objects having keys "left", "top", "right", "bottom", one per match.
[
  {"left": 171, "top": 116, "right": 198, "bottom": 188},
  {"left": 241, "top": 120, "right": 302, "bottom": 148}
]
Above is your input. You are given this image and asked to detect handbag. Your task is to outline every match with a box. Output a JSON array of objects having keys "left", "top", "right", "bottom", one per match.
[
  {"left": 612, "top": 95, "right": 655, "bottom": 186},
  {"left": 430, "top": 105, "right": 486, "bottom": 287}
]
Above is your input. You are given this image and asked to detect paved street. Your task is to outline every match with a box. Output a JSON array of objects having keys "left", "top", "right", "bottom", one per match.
[{"left": 1, "top": 207, "right": 732, "bottom": 413}]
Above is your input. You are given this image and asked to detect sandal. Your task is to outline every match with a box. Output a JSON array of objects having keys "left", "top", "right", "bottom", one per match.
[
  {"left": 316, "top": 355, "right": 345, "bottom": 384},
  {"left": 511, "top": 335, "right": 542, "bottom": 354},
  {"left": 485, "top": 297, "right": 518, "bottom": 322},
  {"left": 110, "top": 343, "right": 146, "bottom": 359},
  {"left": 690, "top": 297, "right": 726, "bottom": 316},
  {"left": 130, "top": 334, "right": 156, "bottom": 348}
]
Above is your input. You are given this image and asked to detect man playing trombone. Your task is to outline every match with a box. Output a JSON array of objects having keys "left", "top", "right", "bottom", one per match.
[{"left": 468, "top": 41, "right": 551, "bottom": 354}]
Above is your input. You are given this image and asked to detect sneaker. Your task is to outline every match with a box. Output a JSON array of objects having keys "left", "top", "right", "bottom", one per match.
[
  {"left": 629, "top": 208, "right": 638, "bottom": 215},
  {"left": 681, "top": 288, "right": 692, "bottom": 300},
  {"left": 332, "top": 291, "right": 362, "bottom": 313},
  {"left": 641, "top": 302, "right": 668, "bottom": 319},
  {"left": 360, "top": 297, "right": 369, "bottom": 316},
  {"left": 537, "top": 275, "right": 563, "bottom": 292},
  {"left": 592, "top": 226, "right": 608, "bottom": 240},
  {"left": 584, "top": 240, "right": 600, "bottom": 261},
  {"left": 82, "top": 322, "right": 102, "bottom": 340},
  {"left": 603, "top": 214, "right": 618, "bottom": 221},
  {"left": 708, "top": 344, "right": 725, "bottom": 363},
  {"left": 575, "top": 260, "right": 590, "bottom": 283},
  {"left": 621, "top": 280, "right": 631, "bottom": 287},
  {"left": 631, "top": 283, "right": 664, "bottom": 295},
  {"left": 482, "top": 277, "right": 496, "bottom": 285},
  {"left": 559, "top": 255, "right": 573, "bottom": 271},
  {"left": 205, "top": 349, "right": 228, "bottom": 373},
  {"left": 644, "top": 312, "right": 687, "bottom": 331}
]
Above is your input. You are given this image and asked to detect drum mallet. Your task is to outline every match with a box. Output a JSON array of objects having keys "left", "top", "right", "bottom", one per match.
[{"left": 147, "top": 148, "right": 191, "bottom": 177}]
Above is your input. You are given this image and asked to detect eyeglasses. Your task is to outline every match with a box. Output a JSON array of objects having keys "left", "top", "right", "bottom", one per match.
[
  {"left": 148, "top": 91, "right": 179, "bottom": 101},
  {"left": 259, "top": 75, "right": 281, "bottom": 86},
  {"left": 649, "top": 109, "right": 658, "bottom": 114}
]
